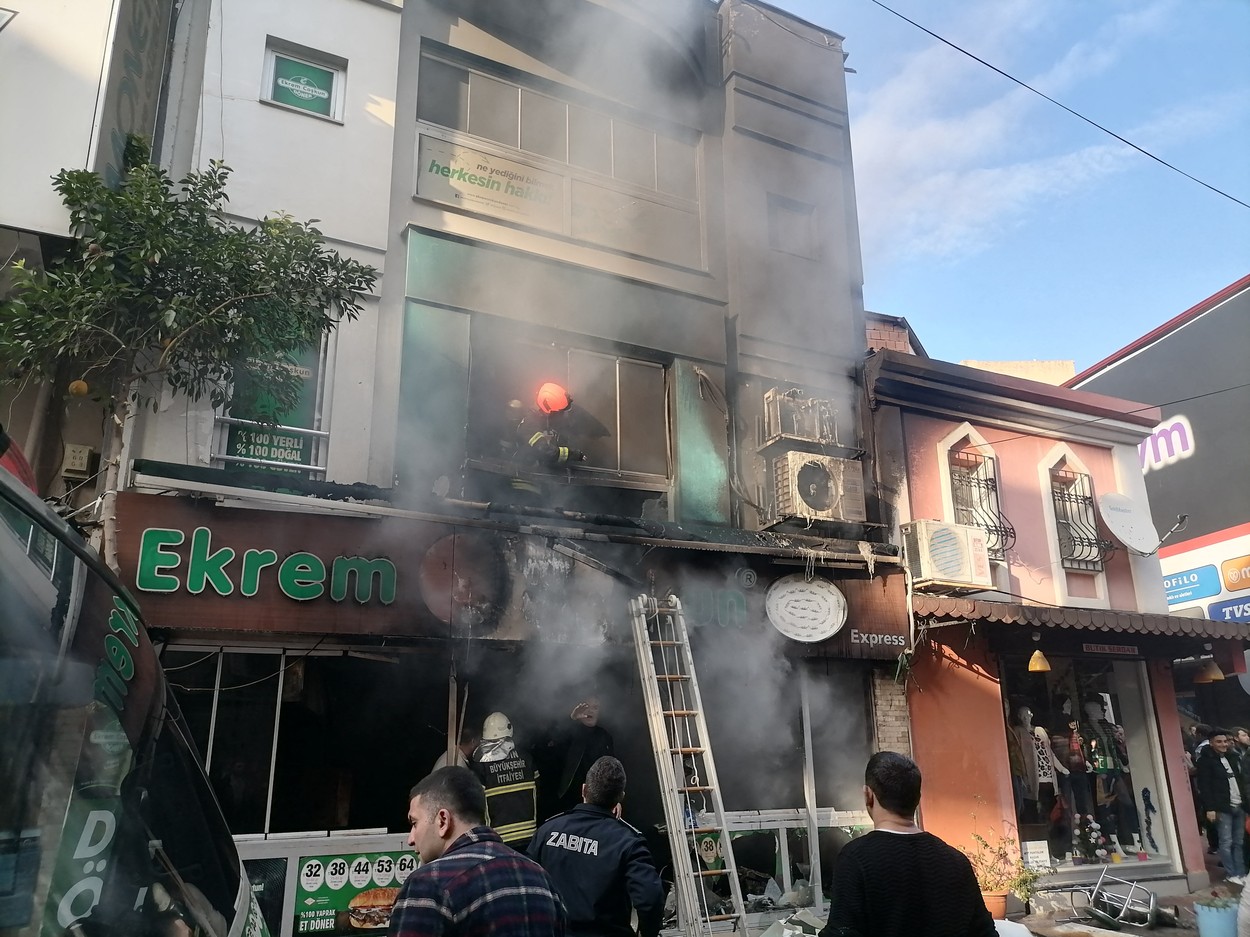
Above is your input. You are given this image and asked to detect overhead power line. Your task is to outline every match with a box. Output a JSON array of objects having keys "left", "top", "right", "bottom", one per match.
[{"left": 863, "top": 0, "right": 1250, "bottom": 211}]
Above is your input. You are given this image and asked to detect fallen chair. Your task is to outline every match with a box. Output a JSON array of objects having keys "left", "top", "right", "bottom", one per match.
[{"left": 1053, "top": 866, "right": 1159, "bottom": 930}]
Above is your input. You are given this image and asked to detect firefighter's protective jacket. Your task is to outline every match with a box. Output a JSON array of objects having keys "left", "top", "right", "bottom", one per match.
[
  {"left": 470, "top": 749, "right": 541, "bottom": 849},
  {"left": 514, "top": 409, "right": 584, "bottom": 468}
]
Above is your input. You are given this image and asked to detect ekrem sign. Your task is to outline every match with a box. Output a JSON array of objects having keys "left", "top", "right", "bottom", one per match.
[{"left": 135, "top": 527, "right": 397, "bottom": 604}]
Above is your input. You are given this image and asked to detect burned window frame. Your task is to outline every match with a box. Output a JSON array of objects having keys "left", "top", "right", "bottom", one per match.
[{"left": 465, "top": 320, "right": 672, "bottom": 485}]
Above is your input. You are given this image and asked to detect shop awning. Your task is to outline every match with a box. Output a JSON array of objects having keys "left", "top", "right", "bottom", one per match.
[{"left": 911, "top": 595, "right": 1250, "bottom": 641}]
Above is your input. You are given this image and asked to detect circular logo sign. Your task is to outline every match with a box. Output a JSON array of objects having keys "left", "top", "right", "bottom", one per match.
[{"left": 764, "top": 574, "right": 848, "bottom": 643}]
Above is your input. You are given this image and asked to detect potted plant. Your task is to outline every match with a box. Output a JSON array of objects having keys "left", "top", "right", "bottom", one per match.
[
  {"left": 961, "top": 819, "right": 1047, "bottom": 919},
  {"left": 1193, "top": 892, "right": 1238, "bottom": 937}
]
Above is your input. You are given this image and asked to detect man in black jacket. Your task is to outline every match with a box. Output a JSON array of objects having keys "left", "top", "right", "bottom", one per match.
[
  {"left": 1197, "top": 727, "right": 1247, "bottom": 884},
  {"left": 529, "top": 757, "right": 664, "bottom": 937},
  {"left": 820, "top": 752, "right": 996, "bottom": 937}
]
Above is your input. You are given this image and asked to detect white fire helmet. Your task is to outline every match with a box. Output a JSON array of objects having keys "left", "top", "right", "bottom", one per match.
[{"left": 482, "top": 712, "right": 513, "bottom": 741}]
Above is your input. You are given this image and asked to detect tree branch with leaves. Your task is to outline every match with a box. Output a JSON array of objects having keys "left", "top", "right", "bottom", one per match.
[{"left": 0, "top": 136, "right": 377, "bottom": 571}]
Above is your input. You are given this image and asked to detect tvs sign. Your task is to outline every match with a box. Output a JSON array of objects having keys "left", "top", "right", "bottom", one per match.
[{"left": 1139, "top": 414, "right": 1195, "bottom": 474}]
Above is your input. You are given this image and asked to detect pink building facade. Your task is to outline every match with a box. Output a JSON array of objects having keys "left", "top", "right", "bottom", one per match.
[{"left": 868, "top": 348, "right": 1248, "bottom": 897}]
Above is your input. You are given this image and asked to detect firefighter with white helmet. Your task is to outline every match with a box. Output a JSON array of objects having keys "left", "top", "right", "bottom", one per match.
[{"left": 470, "top": 711, "right": 541, "bottom": 850}]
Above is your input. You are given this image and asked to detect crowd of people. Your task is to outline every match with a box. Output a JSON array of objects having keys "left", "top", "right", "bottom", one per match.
[{"left": 386, "top": 742, "right": 1017, "bottom": 937}]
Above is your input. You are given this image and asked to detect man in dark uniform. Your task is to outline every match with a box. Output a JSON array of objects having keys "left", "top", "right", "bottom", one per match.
[{"left": 528, "top": 756, "right": 664, "bottom": 937}]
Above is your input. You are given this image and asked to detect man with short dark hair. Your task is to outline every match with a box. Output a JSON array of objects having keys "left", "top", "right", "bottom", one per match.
[
  {"left": 389, "top": 766, "right": 566, "bottom": 937},
  {"left": 819, "top": 752, "right": 996, "bottom": 937},
  {"left": 528, "top": 757, "right": 664, "bottom": 937},
  {"left": 1197, "top": 727, "right": 1247, "bottom": 885}
]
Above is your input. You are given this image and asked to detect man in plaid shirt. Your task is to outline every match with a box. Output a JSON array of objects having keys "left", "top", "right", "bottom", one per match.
[{"left": 390, "top": 766, "right": 566, "bottom": 937}]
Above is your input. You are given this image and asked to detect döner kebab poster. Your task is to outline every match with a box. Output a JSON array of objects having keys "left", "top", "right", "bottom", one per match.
[{"left": 295, "top": 851, "right": 416, "bottom": 933}]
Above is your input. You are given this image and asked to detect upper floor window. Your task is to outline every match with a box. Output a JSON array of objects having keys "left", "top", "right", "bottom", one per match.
[
  {"left": 1049, "top": 466, "right": 1112, "bottom": 572},
  {"left": 263, "top": 38, "right": 347, "bottom": 121},
  {"left": 416, "top": 53, "right": 698, "bottom": 203},
  {"left": 466, "top": 319, "right": 669, "bottom": 482},
  {"left": 947, "top": 441, "right": 1014, "bottom": 561}
]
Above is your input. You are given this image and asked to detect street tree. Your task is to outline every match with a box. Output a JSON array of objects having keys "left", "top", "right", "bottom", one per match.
[{"left": 0, "top": 136, "right": 377, "bottom": 571}]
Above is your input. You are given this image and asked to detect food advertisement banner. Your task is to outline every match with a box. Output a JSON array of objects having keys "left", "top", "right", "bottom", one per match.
[{"left": 294, "top": 851, "right": 415, "bottom": 934}]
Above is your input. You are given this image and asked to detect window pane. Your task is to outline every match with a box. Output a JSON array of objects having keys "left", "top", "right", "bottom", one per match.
[
  {"left": 417, "top": 57, "right": 468, "bottom": 130},
  {"left": 467, "top": 72, "right": 519, "bottom": 146},
  {"left": 163, "top": 649, "right": 218, "bottom": 760},
  {"left": 999, "top": 657, "right": 1166, "bottom": 867},
  {"left": 467, "top": 321, "right": 567, "bottom": 463},
  {"left": 569, "top": 105, "right": 611, "bottom": 175},
  {"left": 618, "top": 359, "right": 667, "bottom": 476},
  {"left": 568, "top": 350, "right": 619, "bottom": 470},
  {"left": 612, "top": 120, "right": 656, "bottom": 189},
  {"left": 656, "top": 133, "right": 697, "bottom": 200},
  {"left": 520, "top": 90, "right": 566, "bottom": 161},
  {"left": 208, "top": 653, "right": 280, "bottom": 833}
]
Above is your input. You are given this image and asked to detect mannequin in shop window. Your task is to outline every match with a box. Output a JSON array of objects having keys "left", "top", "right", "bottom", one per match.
[
  {"left": 1080, "top": 698, "right": 1143, "bottom": 856},
  {"left": 1011, "top": 706, "right": 1041, "bottom": 823},
  {"left": 1032, "top": 722, "right": 1069, "bottom": 857},
  {"left": 1005, "top": 700, "right": 1027, "bottom": 819}
]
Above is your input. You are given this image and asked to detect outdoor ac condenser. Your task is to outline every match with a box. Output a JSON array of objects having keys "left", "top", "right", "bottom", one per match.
[
  {"left": 770, "top": 452, "right": 866, "bottom": 524},
  {"left": 902, "top": 520, "right": 995, "bottom": 592}
]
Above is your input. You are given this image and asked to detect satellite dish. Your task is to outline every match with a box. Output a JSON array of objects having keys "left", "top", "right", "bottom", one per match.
[
  {"left": 764, "top": 574, "right": 848, "bottom": 643},
  {"left": 1097, "top": 492, "right": 1159, "bottom": 554}
]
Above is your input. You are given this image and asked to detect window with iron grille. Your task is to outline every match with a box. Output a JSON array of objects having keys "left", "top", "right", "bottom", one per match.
[
  {"left": 1050, "top": 468, "right": 1113, "bottom": 571},
  {"left": 948, "top": 447, "right": 1015, "bottom": 560}
]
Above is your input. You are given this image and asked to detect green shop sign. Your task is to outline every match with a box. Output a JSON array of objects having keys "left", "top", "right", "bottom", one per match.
[
  {"left": 271, "top": 54, "right": 335, "bottom": 117},
  {"left": 136, "top": 527, "right": 397, "bottom": 604}
]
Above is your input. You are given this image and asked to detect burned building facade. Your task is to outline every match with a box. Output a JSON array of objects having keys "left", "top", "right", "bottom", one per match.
[{"left": 93, "top": 2, "right": 909, "bottom": 934}]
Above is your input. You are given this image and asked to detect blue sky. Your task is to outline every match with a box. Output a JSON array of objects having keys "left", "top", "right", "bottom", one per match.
[{"left": 772, "top": 0, "right": 1250, "bottom": 369}]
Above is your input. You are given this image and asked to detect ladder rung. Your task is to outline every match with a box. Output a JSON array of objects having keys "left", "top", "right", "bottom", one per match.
[
  {"left": 669, "top": 747, "right": 705, "bottom": 754},
  {"left": 650, "top": 640, "right": 683, "bottom": 646},
  {"left": 663, "top": 710, "right": 699, "bottom": 716},
  {"left": 705, "top": 914, "right": 738, "bottom": 922},
  {"left": 698, "top": 869, "right": 729, "bottom": 877},
  {"left": 655, "top": 675, "right": 690, "bottom": 681},
  {"left": 680, "top": 785, "right": 713, "bottom": 793},
  {"left": 688, "top": 827, "right": 720, "bottom": 835}
]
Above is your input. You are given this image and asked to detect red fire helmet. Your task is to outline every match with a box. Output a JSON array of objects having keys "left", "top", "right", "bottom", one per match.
[{"left": 535, "top": 382, "right": 571, "bottom": 414}]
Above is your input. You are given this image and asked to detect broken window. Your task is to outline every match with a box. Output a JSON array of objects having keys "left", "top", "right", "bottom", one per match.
[{"left": 466, "top": 318, "right": 669, "bottom": 480}]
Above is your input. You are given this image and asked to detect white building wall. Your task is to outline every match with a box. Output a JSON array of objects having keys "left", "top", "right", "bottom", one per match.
[
  {"left": 194, "top": 0, "right": 400, "bottom": 256},
  {"left": 0, "top": 0, "right": 115, "bottom": 235},
  {"left": 135, "top": 0, "right": 401, "bottom": 483}
]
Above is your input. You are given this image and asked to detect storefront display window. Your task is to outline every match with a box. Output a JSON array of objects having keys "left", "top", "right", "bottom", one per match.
[{"left": 1000, "top": 656, "right": 1171, "bottom": 869}]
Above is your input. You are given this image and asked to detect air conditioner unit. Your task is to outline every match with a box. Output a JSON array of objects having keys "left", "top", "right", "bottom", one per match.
[
  {"left": 762, "top": 388, "right": 840, "bottom": 447},
  {"left": 902, "top": 520, "right": 994, "bottom": 592},
  {"left": 769, "top": 452, "right": 866, "bottom": 525}
]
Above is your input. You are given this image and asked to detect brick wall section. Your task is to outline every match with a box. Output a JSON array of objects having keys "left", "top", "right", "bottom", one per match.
[
  {"left": 870, "top": 665, "right": 912, "bottom": 756},
  {"left": 865, "top": 324, "right": 915, "bottom": 355}
]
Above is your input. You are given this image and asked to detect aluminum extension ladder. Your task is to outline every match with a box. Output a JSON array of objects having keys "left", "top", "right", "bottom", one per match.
[{"left": 628, "top": 594, "right": 749, "bottom": 937}]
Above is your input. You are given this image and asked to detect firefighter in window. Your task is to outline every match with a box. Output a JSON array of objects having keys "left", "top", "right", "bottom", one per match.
[{"left": 503, "top": 382, "right": 588, "bottom": 502}]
